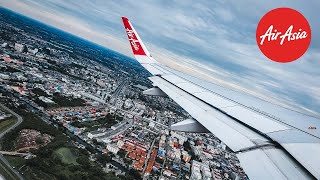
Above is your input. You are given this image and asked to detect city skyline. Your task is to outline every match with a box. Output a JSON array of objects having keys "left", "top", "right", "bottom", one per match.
[{"left": 2, "top": 0, "right": 320, "bottom": 116}]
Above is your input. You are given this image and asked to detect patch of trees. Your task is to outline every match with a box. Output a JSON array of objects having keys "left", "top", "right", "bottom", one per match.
[
  {"left": 117, "top": 149, "right": 126, "bottom": 158},
  {"left": 52, "top": 93, "right": 86, "bottom": 107},
  {"left": 69, "top": 62, "right": 86, "bottom": 69},
  {"left": 0, "top": 66, "right": 21, "bottom": 73},
  {"left": 31, "top": 88, "right": 47, "bottom": 96},
  {"left": 33, "top": 97, "right": 49, "bottom": 108},
  {"left": 46, "top": 59, "right": 56, "bottom": 65},
  {"left": 46, "top": 64, "right": 84, "bottom": 80},
  {"left": 97, "top": 154, "right": 112, "bottom": 166},
  {"left": 96, "top": 114, "right": 118, "bottom": 128}
]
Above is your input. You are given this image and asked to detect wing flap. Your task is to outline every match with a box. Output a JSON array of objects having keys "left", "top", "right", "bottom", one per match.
[{"left": 237, "top": 148, "right": 311, "bottom": 180}]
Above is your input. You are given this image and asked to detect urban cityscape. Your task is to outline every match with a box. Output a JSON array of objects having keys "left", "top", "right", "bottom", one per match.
[{"left": 0, "top": 8, "right": 247, "bottom": 180}]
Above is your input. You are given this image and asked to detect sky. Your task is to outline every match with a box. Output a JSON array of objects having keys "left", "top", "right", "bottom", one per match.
[{"left": 1, "top": 0, "right": 320, "bottom": 116}]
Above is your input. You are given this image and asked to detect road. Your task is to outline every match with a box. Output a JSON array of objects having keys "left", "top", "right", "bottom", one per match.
[
  {"left": 0, "top": 103, "right": 24, "bottom": 180},
  {"left": 111, "top": 80, "right": 128, "bottom": 105},
  {"left": 0, "top": 151, "right": 31, "bottom": 157},
  {"left": 0, "top": 104, "right": 23, "bottom": 138}
]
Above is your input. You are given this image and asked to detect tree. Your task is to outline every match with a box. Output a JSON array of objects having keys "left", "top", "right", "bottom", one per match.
[
  {"left": 183, "top": 140, "right": 191, "bottom": 151},
  {"left": 77, "top": 156, "right": 90, "bottom": 168},
  {"left": 35, "top": 137, "right": 44, "bottom": 145},
  {"left": 128, "top": 169, "right": 142, "bottom": 180},
  {"left": 97, "top": 154, "right": 112, "bottom": 166},
  {"left": 32, "top": 88, "right": 47, "bottom": 96},
  {"left": 117, "top": 149, "right": 126, "bottom": 158}
]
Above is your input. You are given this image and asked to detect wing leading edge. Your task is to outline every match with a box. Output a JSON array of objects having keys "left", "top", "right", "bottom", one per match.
[{"left": 121, "top": 17, "right": 320, "bottom": 180}]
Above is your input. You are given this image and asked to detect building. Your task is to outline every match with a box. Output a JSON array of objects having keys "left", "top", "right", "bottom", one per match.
[
  {"left": 124, "top": 98, "right": 134, "bottom": 109},
  {"left": 182, "top": 151, "right": 191, "bottom": 163},
  {"left": 14, "top": 43, "right": 27, "bottom": 53},
  {"left": 117, "top": 140, "right": 124, "bottom": 148},
  {"left": 212, "top": 169, "right": 222, "bottom": 180},
  {"left": 107, "top": 144, "right": 119, "bottom": 154},
  {"left": 0, "top": 73, "right": 10, "bottom": 80},
  {"left": 87, "top": 130, "right": 108, "bottom": 139},
  {"left": 39, "top": 96, "right": 55, "bottom": 104},
  {"left": 171, "top": 132, "right": 187, "bottom": 144},
  {"left": 190, "top": 160, "right": 212, "bottom": 180},
  {"left": 1, "top": 42, "right": 8, "bottom": 48}
]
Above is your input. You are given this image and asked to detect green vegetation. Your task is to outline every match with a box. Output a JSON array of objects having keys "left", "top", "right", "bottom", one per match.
[
  {"left": 46, "top": 64, "right": 84, "bottom": 80},
  {"left": 52, "top": 93, "right": 86, "bottom": 107},
  {"left": 71, "top": 120, "right": 100, "bottom": 129},
  {"left": 117, "top": 149, "right": 126, "bottom": 159},
  {"left": 69, "top": 62, "right": 86, "bottom": 69},
  {"left": 0, "top": 118, "right": 17, "bottom": 133},
  {"left": 53, "top": 147, "right": 78, "bottom": 165},
  {"left": 0, "top": 158, "right": 19, "bottom": 180},
  {"left": 71, "top": 113, "right": 118, "bottom": 130},
  {"left": 4, "top": 155, "right": 26, "bottom": 168},
  {"left": 31, "top": 88, "right": 48, "bottom": 97},
  {"left": 0, "top": 66, "right": 21, "bottom": 73},
  {"left": 32, "top": 91, "right": 86, "bottom": 109},
  {"left": 33, "top": 97, "right": 50, "bottom": 109},
  {"left": 96, "top": 154, "right": 112, "bottom": 165},
  {"left": 98, "top": 113, "right": 122, "bottom": 128}
]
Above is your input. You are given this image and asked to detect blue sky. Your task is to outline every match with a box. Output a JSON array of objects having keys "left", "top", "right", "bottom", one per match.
[{"left": 2, "top": 0, "right": 320, "bottom": 116}]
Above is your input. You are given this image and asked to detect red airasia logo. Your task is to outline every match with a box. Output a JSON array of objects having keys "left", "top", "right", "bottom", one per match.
[{"left": 256, "top": 8, "right": 311, "bottom": 63}]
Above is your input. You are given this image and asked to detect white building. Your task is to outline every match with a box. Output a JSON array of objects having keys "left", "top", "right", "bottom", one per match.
[
  {"left": 124, "top": 99, "right": 134, "bottom": 109},
  {"left": 14, "top": 43, "right": 26, "bottom": 53},
  {"left": 87, "top": 130, "right": 108, "bottom": 139},
  {"left": 0, "top": 73, "right": 10, "bottom": 80},
  {"left": 191, "top": 160, "right": 212, "bottom": 180},
  {"left": 107, "top": 144, "right": 119, "bottom": 154},
  {"left": 117, "top": 140, "right": 124, "bottom": 148},
  {"left": 1, "top": 43, "right": 8, "bottom": 48},
  {"left": 171, "top": 132, "right": 187, "bottom": 144},
  {"left": 39, "top": 96, "right": 55, "bottom": 104}
]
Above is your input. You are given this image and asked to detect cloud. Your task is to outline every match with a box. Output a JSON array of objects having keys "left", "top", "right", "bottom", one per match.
[{"left": 2, "top": 0, "right": 320, "bottom": 116}]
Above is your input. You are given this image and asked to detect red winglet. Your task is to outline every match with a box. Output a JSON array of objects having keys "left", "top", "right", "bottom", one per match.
[{"left": 122, "top": 17, "right": 147, "bottom": 56}]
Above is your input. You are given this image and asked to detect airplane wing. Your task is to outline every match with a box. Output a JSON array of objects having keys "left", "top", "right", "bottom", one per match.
[{"left": 121, "top": 17, "right": 320, "bottom": 180}]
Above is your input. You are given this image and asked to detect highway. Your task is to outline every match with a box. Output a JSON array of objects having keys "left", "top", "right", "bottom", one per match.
[{"left": 0, "top": 103, "right": 24, "bottom": 180}]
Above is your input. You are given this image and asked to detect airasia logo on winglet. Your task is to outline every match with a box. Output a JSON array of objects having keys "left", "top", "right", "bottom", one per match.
[
  {"left": 126, "top": 28, "right": 140, "bottom": 51},
  {"left": 259, "top": 25, "right": 308, "bottom": 46}
]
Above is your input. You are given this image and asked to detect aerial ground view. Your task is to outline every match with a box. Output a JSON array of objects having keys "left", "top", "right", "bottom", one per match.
[{"left": 0, "top": 1, "right": 320, "bottom": 180}]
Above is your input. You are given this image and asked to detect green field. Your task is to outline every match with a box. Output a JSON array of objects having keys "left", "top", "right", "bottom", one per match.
[
  {"left": 0, "top": 118, "right": 17, "bottom": 133},
  {"left": 54, "top": 147, "right": 78, "bottom": 165},
  {"left": 0, "top": 157, "right": 19, "bottom": 180},
  {"left": 4, "top": 156, "right": 26, "bottom": 169}
]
